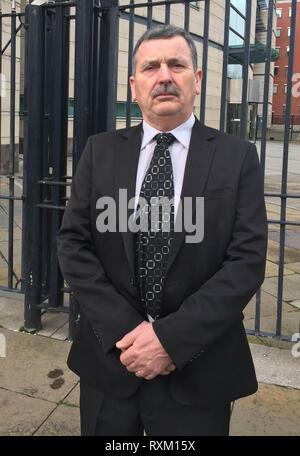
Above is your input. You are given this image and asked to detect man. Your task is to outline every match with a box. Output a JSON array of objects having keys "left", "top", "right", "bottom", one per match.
[{"left": 56, "top": 25, "right": 268, "bottom": 436}]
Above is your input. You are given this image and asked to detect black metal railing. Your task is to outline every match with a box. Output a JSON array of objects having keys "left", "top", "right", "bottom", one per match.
[{"left": 0, "top": 0, "right": 299, "bottom": 345}]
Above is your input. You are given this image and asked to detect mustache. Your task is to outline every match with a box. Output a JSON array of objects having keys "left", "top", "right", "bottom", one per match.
[{"left": 152, "top": 85, "right": 180, "bottom": 98}]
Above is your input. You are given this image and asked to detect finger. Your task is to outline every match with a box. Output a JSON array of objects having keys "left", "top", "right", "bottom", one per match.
[
  {"left": 120, "top": 349, "right": 136, "bottom": 367},
  {"left": 125, "top": 362, "right": 140, "bottom": 373},
  {"left": 160, "top": 370, "right": 171, "bottom": 375},
  {"left": 116, "top": 337, "right": 134, "bottom": 351}
]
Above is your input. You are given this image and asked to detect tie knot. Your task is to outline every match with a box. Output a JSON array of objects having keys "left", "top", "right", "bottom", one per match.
[{"left": 155, "top": 132, "right": 175, "bottom": 147}]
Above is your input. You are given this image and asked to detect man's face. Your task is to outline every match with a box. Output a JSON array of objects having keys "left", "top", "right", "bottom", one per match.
[{"left": 129, "top": 35, "right": 202, "bottom": 129}]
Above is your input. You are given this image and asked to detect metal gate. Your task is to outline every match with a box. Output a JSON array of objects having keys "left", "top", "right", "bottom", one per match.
[{"left": 0, "top": 0, "right": 299, "bottom": 344}]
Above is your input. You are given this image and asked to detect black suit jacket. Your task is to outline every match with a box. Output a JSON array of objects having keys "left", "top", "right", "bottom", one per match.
[{"left": 56, "top": 117, "right": 268, "bottom": 408}]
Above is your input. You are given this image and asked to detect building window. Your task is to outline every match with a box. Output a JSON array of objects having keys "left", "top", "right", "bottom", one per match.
[
  {"left": 190, "top": 1, "right": 198, "bottom": 6},
  {"left": 289, "top": 8, "right": 292, "bottom": 17},
  {"left": 288, "top": 27, "right": 290, "bottom": 37},
  {"left": 116, "top": 101, "right": 142, "bottom": 119},
  {"left": 287, "top": 46, "right": 290, "bottom": 56},
  {"left": 285, "top": 66, "right": 289, "bottom": 76},
  {"left": 274, "top": 66, "right": 279, "bottom": 76},
  {"left": 275, "top": 46, "right": 280, "bottom": 54},
  {"left": 283, "top": 105, "right": 286, "bottom": 114},
  {"left": 284, "top": 85, "right": 288, "bottom": 94},
  {"left": 273, "top": 85, "right": 278, "bottom": 94},
  {"left": 68, "top": 99, "right": 74, "bottom": 117},
  {"left": 276, "top": 8, "right": 282, "bottom": 18},
  {"left": 276, "top": 28, "right": 281, "bottom": 37}
]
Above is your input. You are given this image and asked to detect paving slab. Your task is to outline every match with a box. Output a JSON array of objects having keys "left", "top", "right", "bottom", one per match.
[
  {"left": 0, "top": 295, "right": 25, "bottom": 331},
  {"left": 36, "top": 312, "right": 69, "bottom": 340},
  {"left": 0, "top": 328, "right": 77, "bottom": 404},
  {"left": 291, "top": 300, "right": 300, "bottom": 310},
  {"left": 243, "top": 290, "right": 294, "bottom": 322},
  {"left": 285, "top": 262, "right": 300, "bottom": 274},
  {"left": 268, "top": 229, "right": 300, "bottom": 250},
  {"left": 262, "top": 274, "right": 300, "bottom": 301},
  {"left": 230, "top": 383, "right": 300, "bottom": 436},
  {"left": 34, "top": 402, "right": 81, "bottom": 436},
  {"left": 265, "top": 260, "right": 294, "bottom": 277},
  {"left": 267, "top": 239, "right": 300, "bottom": 264},
  {"left": 0, "top": 388, "right": 57, "bottom": 436},
  {"left": 249, "top": 343, "right": 300, "bottom": 390}
]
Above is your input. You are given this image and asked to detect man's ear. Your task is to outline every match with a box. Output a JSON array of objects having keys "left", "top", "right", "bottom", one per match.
[
  {"left": 129, "top": 75, "right": 137, "bottom": 102},
  {"left": 195, "top": 69, "right": 202, "bottom": 95}
]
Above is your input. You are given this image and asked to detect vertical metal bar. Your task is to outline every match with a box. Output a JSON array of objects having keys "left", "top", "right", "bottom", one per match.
[
  {"left": 126, "top": 0, "right": 134, "bottom": 128},
  {"left": 260, "top": 1, "right": 274, "bottom": 179},
  {"left": 184, "top": 0, "right": 190, "bottom": 31},
  {"left": 92, "top": 1, "right": 101, "bottom": 134},
  {"left": 239, "top": 0, "right": 251, "bottom": 139},
  {"left": 147, "top": 0, "right": 152, "bottom": 29},
  {"left": 0, "top": 7, "right": 2, "bottom": 176},
  {"left": 255, "top": 0, "right": 275, "bottom": 336},
  {"left": 165, "top": 1, "right": 170, "bottom": 24},
  {"left": 73, "top": 0, "right": 94, "bottom": 169},
  {"left": 49, "top": 1, "right": 69, "bottom": 310},
  {"left": 41, "top": 5, "right": 53, "bottom": 301},
  {"left": 276, "top": 0, "right": 297, "bottom": 338},
  {"left": 23, "top": 3, "right": 45, "bottom": 331},
  {"left": 98, "top": 0, "right": 119, "bottom": 133},
  {"left": 200, "top": 0, "right": 209, "bottom": 123},
  {"left": 8, "top": 4, "right": 17, "bottom": 288},
  {"left": 219, "top": 0, "right": 230, "bottom": 132}
]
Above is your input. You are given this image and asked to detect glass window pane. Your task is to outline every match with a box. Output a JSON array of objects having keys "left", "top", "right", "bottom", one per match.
[
  {"left": 231, "top": 0, "right": 246, "bottom": 15},
  {"left": 228, "top": 64, "right": 243, "bottom": 79},
  {"left": 229, "top": 30, "right": 244, "bottom": 46},
  {"left": 230, "top": 7, "right": 245, "bottom": 37}
]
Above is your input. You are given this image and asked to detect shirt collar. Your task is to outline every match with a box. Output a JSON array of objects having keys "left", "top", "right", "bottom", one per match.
[{"left": 141, "top": 113, "right": 195, "bottom": 150}]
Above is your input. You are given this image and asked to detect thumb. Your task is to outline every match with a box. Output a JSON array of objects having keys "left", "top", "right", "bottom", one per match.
[{"left": 116, "top": 334, "right": 135, "bottom": 350}]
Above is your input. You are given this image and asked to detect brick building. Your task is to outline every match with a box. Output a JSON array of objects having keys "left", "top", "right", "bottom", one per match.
[{"left": 272, "top": 0, "right": 300, "bottom": 122}]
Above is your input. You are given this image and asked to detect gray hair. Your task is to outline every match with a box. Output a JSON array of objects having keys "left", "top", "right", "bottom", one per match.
[{"left": 132, "top": 25, "right": 198, "bottom": 75}]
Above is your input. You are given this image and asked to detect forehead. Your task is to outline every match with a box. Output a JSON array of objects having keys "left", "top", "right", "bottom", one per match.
[{"left": 136, "top": 35, "right": 193, "bottom": 64}]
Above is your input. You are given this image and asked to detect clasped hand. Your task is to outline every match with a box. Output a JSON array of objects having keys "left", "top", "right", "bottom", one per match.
[{"left": 115, "top": 321, "right": 176, "bottom": 380}]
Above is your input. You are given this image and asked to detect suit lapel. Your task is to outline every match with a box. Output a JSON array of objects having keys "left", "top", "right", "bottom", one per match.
[
  {"left": 115, "top": 122, "right": 143, "bottom": 277},
  {"left": 165, "top": 118, "right": 218, "bottom": 275},
  {"left": 114, "top": 118, "right": 218, "bottom": 278}
]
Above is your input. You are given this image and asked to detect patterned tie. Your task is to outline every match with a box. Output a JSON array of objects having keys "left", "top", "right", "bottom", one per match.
[{"left": 135, "top": 132, "right": 176, "bottom": 320}]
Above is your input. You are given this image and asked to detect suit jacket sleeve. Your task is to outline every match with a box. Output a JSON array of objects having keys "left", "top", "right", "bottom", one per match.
[
  {"left": 152, "top": 142, "right": 268, "bottom": 370},
  {"left": 56, "top": 137, "right": 145, "bottom": 353}
]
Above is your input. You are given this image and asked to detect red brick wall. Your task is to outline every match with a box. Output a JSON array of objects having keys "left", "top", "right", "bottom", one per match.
[{"left": 272, "top": 1, "right": 300, "bottom": 119}]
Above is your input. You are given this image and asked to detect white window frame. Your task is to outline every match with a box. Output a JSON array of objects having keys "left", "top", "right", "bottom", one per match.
[
  {"left": 273, "top": 84, "right": 278, "bottom": 94},
  {"left": 276, "top": 8, "right": 282, "bottom": 18}
]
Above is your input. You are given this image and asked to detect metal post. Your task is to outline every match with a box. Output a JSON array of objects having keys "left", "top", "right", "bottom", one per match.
[
  {"left": 219, "top": 0, "right": 230, "bottom": 132},
  {"left": 276, "top": 0, "right": 297, "bottom": 338},
  {"left": 73, "top": 0, "right": 94, "bottom": 169},
  {"left": 8, "top": 3, "right": 16, "bottom": 288},
  {"left": 23, "top": 3, "right": 45, "bottom": 331},
  {"left": 98, "top": 0, "right": 119, "bottom": 133},
  {"left": 200, "top": 0, "right": 209, "bottom": 123},
  {"left": 48, "top": 0, "right": 69, "bottom": 310},
  {"left": 239, "top": 0, "right": 251, "bottom": 139},
  {"left": 126, "top": 0, "right": 134, "bottom": 128}
]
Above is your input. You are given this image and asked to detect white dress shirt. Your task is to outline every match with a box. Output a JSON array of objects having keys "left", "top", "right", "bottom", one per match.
[{"left": 134, "top": 113, "right": 195, "bottom": 322}]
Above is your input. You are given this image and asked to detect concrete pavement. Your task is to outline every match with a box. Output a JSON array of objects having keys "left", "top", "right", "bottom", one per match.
[{"left": 0, "top": 290, "right": 299, "bottom": 436}]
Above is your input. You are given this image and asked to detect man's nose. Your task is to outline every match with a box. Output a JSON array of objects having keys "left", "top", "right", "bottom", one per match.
[{"left": 157, "top": 64, "right": 172, "bottom": 83}]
